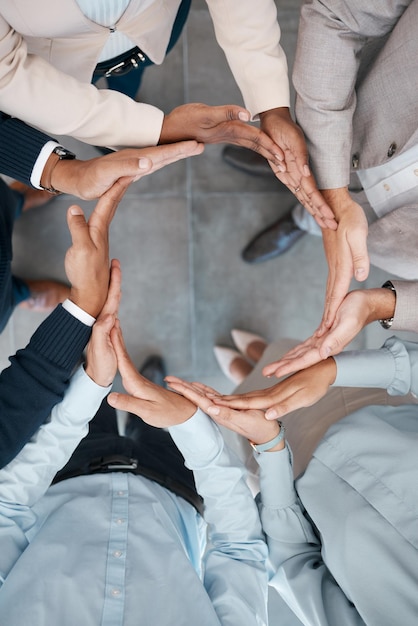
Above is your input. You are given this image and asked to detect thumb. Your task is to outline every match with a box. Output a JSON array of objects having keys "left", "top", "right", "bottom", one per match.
[
  {"left": 110, "top": 324, "right": 142, "bottom": 391},
  {"left": 222, "top": 104, "right": 250, "bottom": 122},
  {"left": 108, "top": 392, "right": 143, "bottom": 416},
  {"left": 67, "top": 205, "right": 90, "bottom": 246},
  {"left": 104, "top": 156, "right": 152, "bottom": 183}
]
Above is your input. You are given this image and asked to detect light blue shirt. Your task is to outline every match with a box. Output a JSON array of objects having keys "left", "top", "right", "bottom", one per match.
[
  {"left": 0, "top": 367, "right": 269, "bottom": 625},
  {"left": 257, "top": 337, "right": 418, "bottom": 626}
]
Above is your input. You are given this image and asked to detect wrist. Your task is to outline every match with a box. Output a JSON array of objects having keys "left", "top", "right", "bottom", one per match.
[
  {"left": 40, "top": 147, "right": 76, "bottom": 194},
  {"left": 250, "top": 422, "right": 286, "bottom": 453},
  {"left": 69, "top": 289, "right": 104, "bottom": 318}
]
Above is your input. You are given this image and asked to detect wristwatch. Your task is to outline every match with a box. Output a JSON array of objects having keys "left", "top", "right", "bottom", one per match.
[
  {"left": 378, "top": 280, "right": 396, "bottom": 329},
  {"left": 40, "top": 146, "right": 76, "bottom": 194},
  {"left": 250, "top": 422, "right": 286, "bottom": 453}
]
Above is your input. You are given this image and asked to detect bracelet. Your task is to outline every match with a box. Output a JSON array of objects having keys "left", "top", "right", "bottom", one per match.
[
  {"left": 378, "top": 280, "right": 396, "bottom": 329},
  {"left": 250, "top": 422, "right": 286, "bottom": 453}
]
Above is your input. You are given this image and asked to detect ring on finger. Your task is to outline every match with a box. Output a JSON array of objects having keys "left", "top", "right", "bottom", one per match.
[{"left": 294, "top": 185, "right": 301, "bottom": 193}]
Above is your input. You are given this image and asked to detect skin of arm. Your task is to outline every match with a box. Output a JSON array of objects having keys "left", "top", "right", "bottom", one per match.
[
  {"left": 262, "top": 287, "right": 396, "bottom": 379},
  {"left": 44, "top": 141, "right": 204, "bottom": 199}
]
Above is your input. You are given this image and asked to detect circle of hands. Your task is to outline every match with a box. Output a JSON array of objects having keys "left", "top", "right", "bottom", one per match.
[{"left": 68, "top": 101, "right": 372, "bottom": 436}]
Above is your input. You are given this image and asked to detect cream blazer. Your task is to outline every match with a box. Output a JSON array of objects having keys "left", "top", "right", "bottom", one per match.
[{"left": 0, "top": 0, "right": 289, "bottom": 148}]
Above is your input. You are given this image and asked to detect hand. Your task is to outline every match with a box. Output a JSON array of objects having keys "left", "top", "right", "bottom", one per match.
[
  {"left": 159, "top": 103, "right": 285, "bottom": 168},
  {"left": 262, "top": 288, "right": 396, "bottom": 379},
  {"left": 50, "top": 141, "right": 204, "bottom": 200},
  {"left": 107, "top": 324, "right": 196, "bottom": 427},
  {"left": 212, "top": 359, "right": 337, "bottom": 421},
  {"left": 320, "top": 188, "right": 369, "bottom": 329},
  {"left": 65, "top": 177, "right": 130, "bottom": 317},
  {"left": 259, "top": 107, "right": 337, "bottom": 229},
  {"left": 166, "top": 377, "right": 282, "bottom": 448},
  {"left": 84, "top": 259, "right": 122, "bottom": 387}
]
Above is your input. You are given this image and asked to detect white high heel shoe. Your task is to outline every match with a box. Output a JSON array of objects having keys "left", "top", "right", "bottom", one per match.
[
  {"left": 231, "top": 329, "right": 267, "bottom": 361},
  {"left": 213, "top": 346, "right": 250, "bottom": 384}
]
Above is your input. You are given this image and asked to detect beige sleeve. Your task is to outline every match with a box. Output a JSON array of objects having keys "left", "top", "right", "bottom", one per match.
[
  {"left": 0, "top": 15, "right": 164, "bottom": 148},
  {"left": 205, "top": 0, "right": 290, "bottom": 117},
  {"left": 391, "top": 280, "right": 418, "bottom": 333}
]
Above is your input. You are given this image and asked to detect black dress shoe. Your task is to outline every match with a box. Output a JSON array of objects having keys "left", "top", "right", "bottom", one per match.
[
  {"left": 138, "top": 355, "right": 167, "bottom": 388},
  {"left": 242, "top": 212, "right": 305, "bottom": 263},
  {"left": 222, "top": 145, "right": 275, "bottom": 177}
]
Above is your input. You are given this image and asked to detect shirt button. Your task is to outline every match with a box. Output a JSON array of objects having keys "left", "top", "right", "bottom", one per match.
[
  {"left": 387, "top": 142, "right": 397, "bottom": 157},
  {"left": 117, "top": 491, "right": 125, "bottom": 496},
  {"left": 111, "top": 588, "right": 121, "bottom": 597},
  {"left": 414, "top": 168, "right": 418, "bottom": 177},
  {"left": 113, "top": 550, "right": 123, "bottom": 558},
  {"left": 383, "top": 183, "right": 391, "bottom": 191},
  {"left": 115, "top": 518, "right": 125, "bottom": 525}
]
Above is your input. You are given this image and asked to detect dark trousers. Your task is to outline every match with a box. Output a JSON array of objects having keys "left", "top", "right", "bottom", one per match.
[
  {"left": 0, "top": 178, "right": 29, "bottom": 332},
  {"left": 93, "top": 0, "right": 192, "bottom": 99},
  {"left": 54, "top": 396, "right": 198, "bottom": 500}
]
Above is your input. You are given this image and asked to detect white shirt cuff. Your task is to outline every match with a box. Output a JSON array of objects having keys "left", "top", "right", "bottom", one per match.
[
  {"left": 30, "top": 141, "right": 61, "bottom": 189},
  {"left": 62, "top": 299, "right": 96, "bottom": 327}
]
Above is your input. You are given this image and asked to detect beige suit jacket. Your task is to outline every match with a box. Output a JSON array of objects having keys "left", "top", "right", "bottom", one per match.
[{"left": 0, "top": 0, "right": 288, "bottom": 147}]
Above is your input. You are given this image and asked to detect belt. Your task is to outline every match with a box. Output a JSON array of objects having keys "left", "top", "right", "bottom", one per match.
[
  {"left": 52, "top": 454, "right": 204, "bottom": 515},
  {"left": 94, "top": 46, "right": 149, "bottom": 78}
]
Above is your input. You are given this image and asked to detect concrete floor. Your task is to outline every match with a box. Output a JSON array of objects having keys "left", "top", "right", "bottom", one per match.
[{"left": 0, "top": 2, "right": 403, "bottom": 624}]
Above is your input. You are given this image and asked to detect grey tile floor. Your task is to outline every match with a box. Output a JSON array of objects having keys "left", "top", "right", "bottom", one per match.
[{"left": 0, "top": 2, "right": 406, "bottom": 623}]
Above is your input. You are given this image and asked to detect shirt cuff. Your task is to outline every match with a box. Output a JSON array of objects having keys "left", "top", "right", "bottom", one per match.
[
  {"left": 30, "top": 141, "right": 61, "bottom": 189},
  {"left": 256, "top": 444, "right": 296, "bottom": 508},
  {"left": 62, "top": 299, "right": 96, "bottom": 327},
  {"left": 333, "top": 347, "right": 397, "bottom": 389},
  {"left": 168, "top": 408, "right": 224, "bottom": 469}
]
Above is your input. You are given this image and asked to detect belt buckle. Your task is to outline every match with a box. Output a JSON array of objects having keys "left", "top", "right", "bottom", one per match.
[
  {"left": 90, "top": 455, "right": 138, "bottom": 471},
  {"left": 105, "top": 50, "right": 147, "bottom": 78}
]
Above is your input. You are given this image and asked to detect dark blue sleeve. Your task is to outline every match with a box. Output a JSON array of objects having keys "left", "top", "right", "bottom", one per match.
[
  {"left": 0, "top": 112, "right": 57, "bottom": 186},
  {"left": 0, "top": 305, "right": 92, "bottom": 468}
]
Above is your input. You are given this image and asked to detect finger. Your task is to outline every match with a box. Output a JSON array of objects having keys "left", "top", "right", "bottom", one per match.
[
  {"left": 110, "top": 324, "right": 142, "bottom": 390},
  {"left": 89, "top": 177, "right": 132, "bottom": 231},
  {"left": 66, "top": 205, "right": 90, "bottom": 247},
  {"left": 165, "top": 377, "right": 219, "bottom": 397},
  {"left": 211, "top": 394, "right": 272, "bottom": 410},
  {"left": 349, "top": 235, "right": 370, "bottom": 284},
  {"left": 264, "top": 392, "right": 302, "bottom": 420},
  {"left": 138, "top": 141, "right": 204, "bottom": 177},
  {"left": 108, "top": 391, "right": 144, "bottom": 416},
  {"left": 269, "top": 349, "right": 322, "bottom": 379},
  {"left": 323, "top": 264, "right": 353, "bottom": 328},
  {"left": 167, "top": 381, "right": 215, "bottom": 414},
  {"left": 98, "top": 259, "right": 122, "bottom": 318}
]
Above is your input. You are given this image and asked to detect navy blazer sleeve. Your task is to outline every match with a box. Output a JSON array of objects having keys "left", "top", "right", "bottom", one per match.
[
  {"left": 0, "top": 112, "right": 57, "bottom": 186},
  {"left": 0, "top": 304, "right": 92, "bottom": 468}
]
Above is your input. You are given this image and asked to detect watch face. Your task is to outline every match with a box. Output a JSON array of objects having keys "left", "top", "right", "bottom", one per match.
[{"left": 54, "top": 147, "right": 76, "bottom": 159}]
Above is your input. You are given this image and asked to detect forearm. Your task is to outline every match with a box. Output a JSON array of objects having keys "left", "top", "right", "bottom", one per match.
[
  {"left": 258, "top": 448, "right": 364, "bottom": 626},
  {"left": 205, "top": 0, "right": 289, "bottom": 117},
  {"left": 334, "top": 337, "right": 418, "bottom": 396},
  {"left": 391, "top": 280, "right": 418, "bottom": 333},
  {"left": 0, "top": 113, "right": 57, "bottom": 186},
  {"left": 169, "top": 410, "right": 269, "bottom": 623},
  {"left": 0, "top": 305, "right": 92, "bottom": 468},
  {"left": 0, "top": 23, "right": 163, "bottom": 148}
]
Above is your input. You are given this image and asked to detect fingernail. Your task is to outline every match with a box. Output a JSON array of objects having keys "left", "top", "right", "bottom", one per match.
[
  {"left": 275, "top": 153, "right": 284, "bottom": 161},
  {"left": 70, "top": 206, "right": 83, "bottom": 215},
  {"left": 303, "top": 164, "right": 311, "bottom": 176},
  {"left": 355, "top": 268, "right": 366, "bottom": 279},
  {"left": 207, "top": 406, "right": 220, "bottom": 416},
  {"left": 238, "top": 111, "right": 250, "bottom": 121},
  {"left": 138, "top": 158, "right": 150, "bottom": 169},
  {"left": 265, "top": 409, "right": 277, "bottom": 420},
  {"left": 323, "top": 346, "right": 331, "bottom": 357}
]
